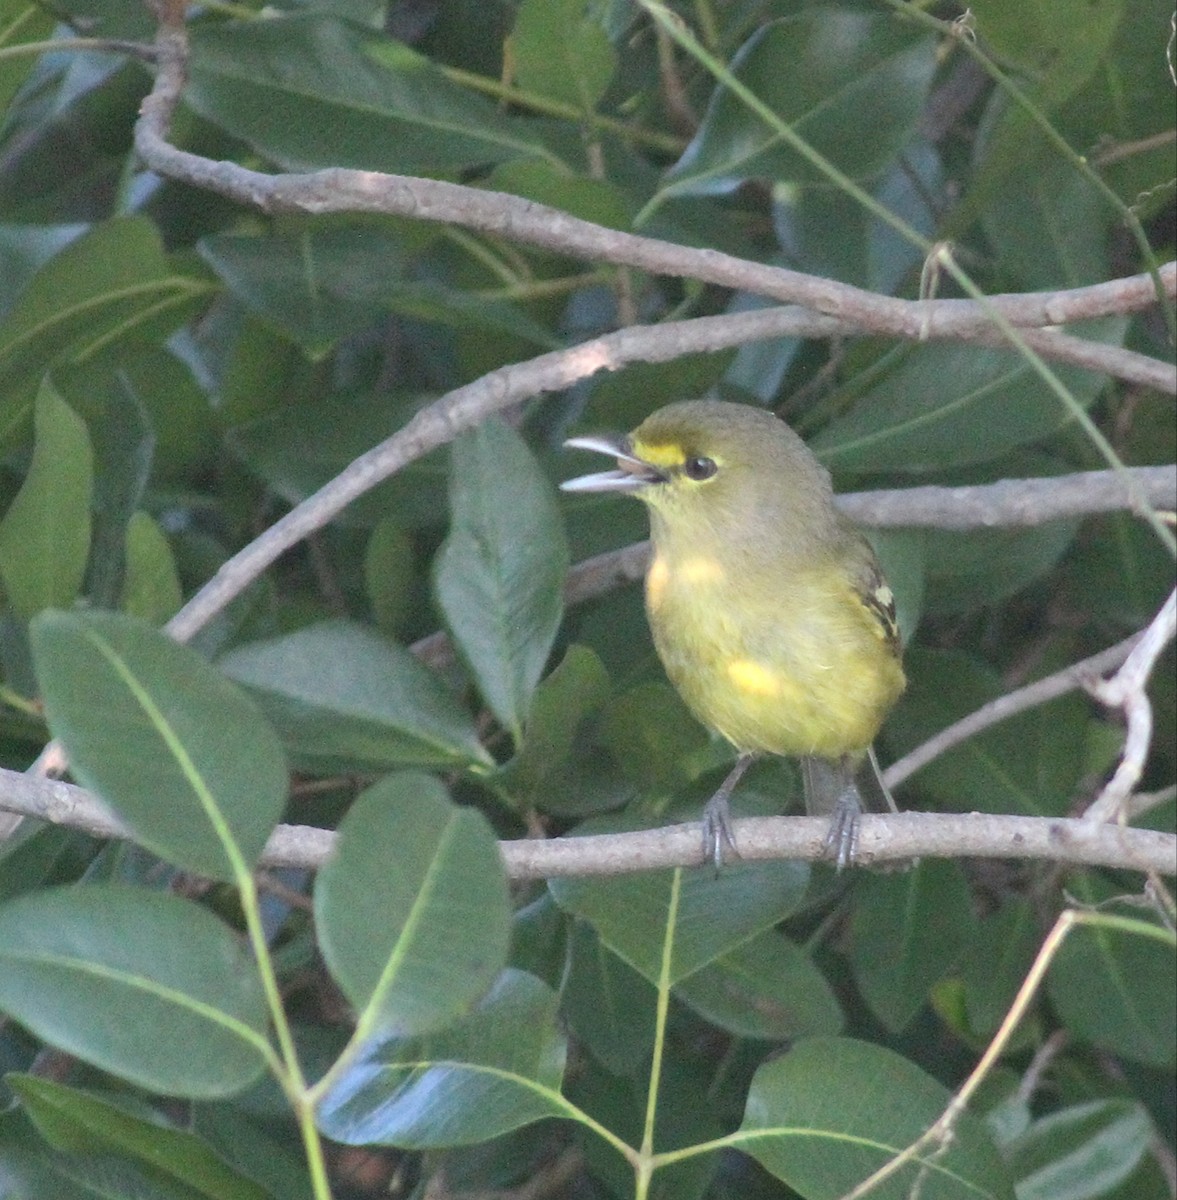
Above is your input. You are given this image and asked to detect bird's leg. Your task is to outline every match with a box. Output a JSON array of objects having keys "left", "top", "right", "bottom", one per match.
[
  {"left": 701, "top": 752, "right": 756, "bottom": 870},
  {"left": 823, "top": 787, "right": 863, "bottom": 872},
  {"left": 801, "top": 755, "right": 864, "bottom": 872}
]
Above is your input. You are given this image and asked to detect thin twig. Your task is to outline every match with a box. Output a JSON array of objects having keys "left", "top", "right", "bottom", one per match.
[{"left": 1084, "top": 589, "right": 1177, "bottom": 823}]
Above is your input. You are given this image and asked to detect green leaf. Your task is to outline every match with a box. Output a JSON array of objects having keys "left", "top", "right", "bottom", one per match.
[
  {"left": 1005, "top": 1099, "right": 1152, "bottom": 1200},
  {"left": 850, "top": 860, "right": 974, "bottom": 1033},
  {"left": 1048, "top": 903, "right": 1177, "bottom": 1069},
  {"left": 675, "top": 929, "right": 844, "bottom": 1040},
  {"left": 0, "top": 0, "right": 56, "bottom": 122},
  {"left": 0, "top": 218, "right": 206, "bottom": 441},
  {"left": 30, "top": 609, "right": 288, "bottom": 881},
  {"left": 809, "top": 330, "right": 1125, "bottom": 474},
  {"left": 739, "top": 1038, "right": 1014, "bottom": 1199},
  {"left": 219, "top": 620, "right": 491, "bottom": 772},
  {"left": 315, "top": 969, "right": 569, "bottom": 1147},
  {"left": 0, "top": 885, "right": 269, "bottom": 1098},
  {"left": 229, "top": 390, "right": 449, "bottom": 529},
  {"left": 434, "top": 419, "right": 569, "bottom": 744},
  {"left": 888, "top": 649, "right": 1092, "bottom": 817},
  {"left": 660, "top": 13, "right": 936, "bottom": 198},
  {"left": 315, "top": 773, "right": 510, "bottom": 1040},
  {"left": 120, "top": 510, "right": 183, "bottom": 624},
  {"left": 959, "top": 900, "right": 1040, "bottom": 1037},
  {"left": 364, "top": 516, "right": 415, "bottom": 637},
  {"left": 511, "top": 0, "right": 617, "bottom": 111},
  {"left": 0, "top": 383, "right": 93, "bottom": 620},
  {"left": 9, "top": 1076, "right": 272, "bottom": 1200},
  {"left": 920, "top": 521, "right": 1080, "bottom": 615},
  {"left": 550, "top": 855, "right": 808, "bottom": 985},
  {"left": 561, "top": 920, "right": 657, "bottom": 1074},
  {"left": 188, "top": 16, "right": 554, "bottom": 174},
  {"left": 496, "top": 644, "right": 611, "bottom": 812}
]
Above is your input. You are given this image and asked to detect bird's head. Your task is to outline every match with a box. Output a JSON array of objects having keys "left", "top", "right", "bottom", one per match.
[{"left": 561, "top": 400, "right": 837, "bottom": 550}]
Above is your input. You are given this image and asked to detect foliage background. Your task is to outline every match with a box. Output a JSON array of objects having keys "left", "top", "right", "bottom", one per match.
[{"left": 0, "top": 0, "right": 1173, "bottom": 1197}]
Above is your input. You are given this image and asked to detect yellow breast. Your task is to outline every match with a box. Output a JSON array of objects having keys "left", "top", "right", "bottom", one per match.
[{"left": 645, "top": 550, "right": 904, "bottom": 758}]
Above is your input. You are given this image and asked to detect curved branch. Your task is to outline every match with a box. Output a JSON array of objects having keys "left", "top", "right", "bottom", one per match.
[
  {"left": 0, "top": 768, "right": 1171, "bottom": 877},
  {"left": 134, "top": 12, "right": 1177, "bottom": 353}
]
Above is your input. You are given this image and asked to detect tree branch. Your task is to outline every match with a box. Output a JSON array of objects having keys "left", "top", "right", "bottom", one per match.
[
  {"left": 0, "top": 767, "right": 1171, "bottom": 878},
  {"left": 133, "top": 8, "right": 1177, "bottom": 364}
]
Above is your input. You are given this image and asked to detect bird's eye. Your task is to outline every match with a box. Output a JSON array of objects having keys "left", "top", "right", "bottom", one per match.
[{"left": 683, "top": 455, "right": 717, "bottom": 481}]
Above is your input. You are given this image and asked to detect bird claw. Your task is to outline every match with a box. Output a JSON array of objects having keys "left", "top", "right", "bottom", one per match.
[
  {"left": 701, "top": 793, "right": 739, "bottom": 871},
  {"left": 822, "top": 794, "right": 861, "bottom": 872}
]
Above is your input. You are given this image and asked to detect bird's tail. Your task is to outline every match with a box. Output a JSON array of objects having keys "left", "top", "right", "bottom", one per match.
[
  {"left": 801, "top": 747, "right": 897, "bottom": 869},
  {"left": 800, "top": 747, "right": 897, "bottom": 818}
]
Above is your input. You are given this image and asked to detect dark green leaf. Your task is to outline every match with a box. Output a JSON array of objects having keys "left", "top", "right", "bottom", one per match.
[
  {"left": 188, "top": 17, "right": 555, "bottom": 174},
  {"left": 810, "top": 330, "right": 1124, "bottom": 474},
  {"left": 739, "top": 1038, "right": 1014, "bottom": 1199},
  {"left": 1048, "top": 909, "right": 1176, "bottom": 1069},
  {"left": 315, "top": 969, "right": 569, "bottom": 1147},
  {"left": 0, "top": 383, "right": 92, "bottom": 620},
  {"left": 562, "top": 920, "right": 657, "bottom": 1073},
  {"left": 219, "top": 620, "right": 492, "bottom": 772},
  {"left": 661, "top": 13, "right": 936, "bottom": 198},
  {"left": 550, "top": 855, "right": 808, "bottom": 985},
  {"left": 0, "top": 218, "right": 207, "bottom": 440},
  {"left": 851, "top": 860, "right": 974, "bottom": 1033},
  {"left": 888, "top": 649, "right": 1092, "bottom": 817},
  {"left": 675, "top": 929, "right": 844, "bottom": 1040},
  {"left": 31, "top": 609, "right": 288, "bottom": 880},
  {"left": 9, "top": 1076, "right": 272, "bottom": 1200},
  {"left": 0, "top": 885, "right": 269, "bottom": 1097},
  {"left": 959, "top": 900, "right": 1040, "bottom": 1037},
  {"left": 496, "top": 644, "right": 611, "bottom": 812},
  {"left": 315, "top": 773, "right": 510, "bottom": 1039},
  {"left": 434, "top": 419, "right": 569, "bottom": 744}
]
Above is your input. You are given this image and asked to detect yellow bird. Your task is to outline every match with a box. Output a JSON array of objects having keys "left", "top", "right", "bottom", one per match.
[{"left": 562, "top": 400, "right": 906, "bottom": 868}]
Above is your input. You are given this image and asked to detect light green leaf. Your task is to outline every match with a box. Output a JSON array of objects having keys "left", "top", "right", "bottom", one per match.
[
  {"left": 219, "top": 620, "right": 491, "bottom": 772},
  {"left": 1006, "top": 1099, "right": 1151, "bottom": 1200},
  {"left": 30, "top": 609, "right": 288, "bottom": 881},
  {"left": 315, "top": 773, "right": 510, "bottom": 1040},
  {"left": 511, "top": 0, "right": 617, "bottom": 112},
  {"left": 120, "top": 510, "right": 183, "bottom": 623},
  {"left": 660, "top": 13, "right": 936, "bottom": 198},
  {"left": 188, "top": 16, "right": 554, "bottom": 174},
  {"left": 0, "top": 885, "right": 269, "bottom": 1098},
  {"left": 0, "top": 383, "right": 92, "bottom": 620},
  {"left": 739, "top": 1038, "right": 1014, "bottom": 1199},
  {"left": 315, "top": 969, "right": 569, "bottom": 1147},
  {"left": 434, "top": 419, "right": 569, "bottom": 744},
  {"left": 0, "top": 0, "right": 56, "bottom": 118},
  {"left": 9, "top": 1076, "right": 272, "bottom": 1200}
]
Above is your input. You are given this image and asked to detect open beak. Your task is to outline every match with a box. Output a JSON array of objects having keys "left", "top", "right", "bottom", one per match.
[{"left": 560, "top": 435, "right": 665, "bottom": 494}]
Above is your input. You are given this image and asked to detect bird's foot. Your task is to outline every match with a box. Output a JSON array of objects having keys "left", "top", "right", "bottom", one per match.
[
  {"left": 822, "top": 792, "right": 862, "bottom": 872},
  {"left": 701, "top": 792, "right": 739, "bottom": 871}
]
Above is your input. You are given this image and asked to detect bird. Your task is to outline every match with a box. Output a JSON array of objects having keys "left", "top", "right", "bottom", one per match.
[{"left": 561, "top": 399, "right": 906, "bottom": 869}]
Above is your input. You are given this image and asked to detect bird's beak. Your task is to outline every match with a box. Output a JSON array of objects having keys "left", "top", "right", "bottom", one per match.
[{"left": 560, "top": 435, "right": 665, "bottom": 494}]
